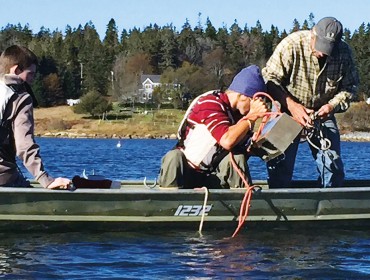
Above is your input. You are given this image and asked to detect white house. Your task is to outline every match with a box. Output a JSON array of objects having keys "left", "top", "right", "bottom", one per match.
[
  {"left": 138, "top": 74, "right": 161, "bottom": 103},
  {"left": 66, "top": 99, "right": 81, "bottom": 106}
]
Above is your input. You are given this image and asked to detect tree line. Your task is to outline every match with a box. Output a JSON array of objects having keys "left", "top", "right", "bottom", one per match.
[{"left": 1, "top": 13, "right": 369, "bottom": 109}]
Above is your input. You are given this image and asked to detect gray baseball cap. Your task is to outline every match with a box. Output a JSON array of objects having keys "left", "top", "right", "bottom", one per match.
[{"left": 314, "top": 17, "right": 343, "bottom": 56}]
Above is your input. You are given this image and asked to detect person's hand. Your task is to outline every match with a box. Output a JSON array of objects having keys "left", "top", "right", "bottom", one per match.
[
  {"left": 287, "top": 100, "right": 314, "bottom": 127},
  {"left": 47, "top": 177, "right": 72, "bottom": 190},
  {"left": 247, "top": 98, "right": 269, "bottom": 122},
  {"left": 316, "top": 104, "right": 334, "bottom": 120}
]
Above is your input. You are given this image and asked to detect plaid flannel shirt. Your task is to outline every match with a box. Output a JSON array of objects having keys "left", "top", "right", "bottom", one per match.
[{"left": 262, "top": 30, "right": 359, "bottom": 113}]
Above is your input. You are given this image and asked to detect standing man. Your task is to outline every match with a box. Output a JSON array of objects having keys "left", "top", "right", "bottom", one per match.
[
  {"left": 0, "top": 45, "right": 71, "bottom": 189},
  {"left": 159, "top": 65, "right": 269, "bottom": 189},
  {"left": 262, "top": 17, "right": 359, "bottom": 188}
]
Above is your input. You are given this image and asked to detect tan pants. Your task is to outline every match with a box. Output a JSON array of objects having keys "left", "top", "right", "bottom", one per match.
[{"left": 158, "top": 149, "right": 251, "bottom": 189}]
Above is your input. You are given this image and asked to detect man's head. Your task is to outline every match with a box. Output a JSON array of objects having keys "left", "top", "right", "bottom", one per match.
[
  {"left": 228, "top": 65, "right": 266, "bottom": 98},
  {"left": 312, "top": 17, "right": 343, "bottom": 57},
  {"left": 227, "top": 65, "right": 266, "bottom": 115},
  {"left": 0, "top": 45, "right": 38, "bottom": 84}
]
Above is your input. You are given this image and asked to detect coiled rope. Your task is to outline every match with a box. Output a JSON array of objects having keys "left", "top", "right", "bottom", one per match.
[{"left": 302, "top": 118, "right": 331, "bottom": 151}]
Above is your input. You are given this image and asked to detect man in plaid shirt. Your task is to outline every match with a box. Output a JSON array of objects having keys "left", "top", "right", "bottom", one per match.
[{"left": 262, "top": 17, "right": 359, "bottom": 188}]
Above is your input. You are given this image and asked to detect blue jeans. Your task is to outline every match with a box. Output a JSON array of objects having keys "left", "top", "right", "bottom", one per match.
[{"left": 267, "top": 117, "right": 344, "bottom": 188}]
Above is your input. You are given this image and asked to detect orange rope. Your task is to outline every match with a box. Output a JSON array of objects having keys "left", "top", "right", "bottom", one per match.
[
  {"left": 231, "top": 92, "right": 281, "bottom": 237},
  {"left": 230, "top": 152, "right": 256, "bottom": 237}
]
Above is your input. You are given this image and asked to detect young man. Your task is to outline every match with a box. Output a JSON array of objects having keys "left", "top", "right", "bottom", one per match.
[
  {"left": 159, "top": 65, "right": 269, "bottom": 189},
  {"left": 0, "top": 45, "right": 71, "bottom": 189},
  {"left": 262, "top": 17, "right": 359, "bottom": 188}
]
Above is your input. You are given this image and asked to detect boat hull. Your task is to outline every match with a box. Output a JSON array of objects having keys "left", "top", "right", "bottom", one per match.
[{"left": 1, "top": 180, "right": 370, "bottom": 232}]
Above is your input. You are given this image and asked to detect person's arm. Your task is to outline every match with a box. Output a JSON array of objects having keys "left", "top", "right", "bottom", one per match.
[
  {"left": 262, "top": 40, "right": 313, "bottom": 126},
  {"left": 219, "top": 99, "right": 268, "bottom": 150},
  {"left": 13, "top": 93, "right": 71, "bottom": 189},
  {"left": 320, "top": 46, "right": 359, "bottom": 118},
  {"left": 266, "top": 81, "right": 313, "bottom": 126}
]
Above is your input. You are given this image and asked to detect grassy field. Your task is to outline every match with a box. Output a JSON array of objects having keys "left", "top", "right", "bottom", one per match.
[
  {"left": 34, "top": 102, "right": 370, "bottom": 138},
  {"left": 34, "top": 106, "right": 184, "bottom": 138}
]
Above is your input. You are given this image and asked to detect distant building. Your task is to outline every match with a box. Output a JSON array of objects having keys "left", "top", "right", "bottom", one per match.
[
  {"left": 138, "top": 74, "right": 161, "bottom": 103},
  {"left": 138, "top": 74, "right": 180, "bottom": 103},
  {"left": 66, "top": 99, "right": 80, "bottom": 106}
]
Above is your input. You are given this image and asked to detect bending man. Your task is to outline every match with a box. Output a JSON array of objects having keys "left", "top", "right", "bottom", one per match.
[{"left": 159, "top": 65, "right": 268, "bottom": 189}]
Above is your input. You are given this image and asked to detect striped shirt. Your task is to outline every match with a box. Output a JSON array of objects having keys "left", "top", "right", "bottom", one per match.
[
  {"left": 186, "top": 92, "right": 241, "bottom": 142},
  {"left": 262, "top": 30, "right": 359, "bottom": 112}
]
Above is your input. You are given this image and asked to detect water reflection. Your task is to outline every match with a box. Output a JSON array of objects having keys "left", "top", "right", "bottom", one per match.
[{"left": 0, "top": 230, "right": 370, "bottom": 278}]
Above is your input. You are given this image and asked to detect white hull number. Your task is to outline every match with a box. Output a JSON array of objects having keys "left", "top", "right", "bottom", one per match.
[{"left": 174, "top": 205, "right": 213, "bottom": 216}]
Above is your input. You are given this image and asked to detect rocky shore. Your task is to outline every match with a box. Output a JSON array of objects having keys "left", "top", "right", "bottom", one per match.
[
  {"left": 340, "top": 132, "right": 370, "bottom": 142},
  {"left": 39, "top": 131, "right": 179, "bottom": 140},
  {"left": 38, "top": 131, "right": 370, "bottom": 142}
]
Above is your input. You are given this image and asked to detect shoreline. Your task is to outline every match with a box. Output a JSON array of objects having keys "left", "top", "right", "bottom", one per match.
[
  {"left": 36, "top": 131, "right": 370, "bottom": 142},
  {"left": 340, "top": 132, "right": 370, "bottom": 142},
  {"left": 37, "top": 131, "right": 178, "bottom": 140}
]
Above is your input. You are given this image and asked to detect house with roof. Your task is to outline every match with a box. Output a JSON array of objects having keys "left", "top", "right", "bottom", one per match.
[
  {"left": 138, "top": 74, "right": 182, "bottom": 104},
  {"left": 138, "top": 74, "right": 161, "bottom": 103}
]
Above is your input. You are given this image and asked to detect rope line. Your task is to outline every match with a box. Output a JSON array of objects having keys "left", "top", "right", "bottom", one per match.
[
  {"left": 194, "top": 186, "right": 209, "bottom": 236},
  {"left": 229, "top": 153, "right": 256, "bottom": 238},
  {"left": 230, "top": 92, "right": 280, "bottom": 237}
]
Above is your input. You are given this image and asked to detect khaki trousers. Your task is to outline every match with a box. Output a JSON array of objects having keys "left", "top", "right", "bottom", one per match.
[{"left": 158, "top": 149, "right": 251, "bottom": 189}]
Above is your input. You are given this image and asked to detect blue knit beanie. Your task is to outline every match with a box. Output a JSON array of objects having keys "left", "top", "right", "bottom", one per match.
[{"left": 228, "top": 65, "right": 266, "bottom": 97}]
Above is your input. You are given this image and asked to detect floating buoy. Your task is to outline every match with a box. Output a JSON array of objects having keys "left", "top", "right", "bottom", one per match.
[{"left": 116, "top": 140, "right": 122, "bottom": 148}]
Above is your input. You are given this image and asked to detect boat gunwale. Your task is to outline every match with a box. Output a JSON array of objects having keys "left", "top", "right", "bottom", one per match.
[{"left": 1, "top": 185, "right": 370, "bottom": 195}]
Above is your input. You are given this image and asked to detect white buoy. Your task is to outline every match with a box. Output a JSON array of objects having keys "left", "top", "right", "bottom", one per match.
[{"left": 116, "top": 140, "right": 122, "bottom": 148}]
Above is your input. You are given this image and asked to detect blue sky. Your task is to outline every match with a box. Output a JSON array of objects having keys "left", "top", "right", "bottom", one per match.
[{"left": 1, "top": 0, "right": 368, "bottom": 39}]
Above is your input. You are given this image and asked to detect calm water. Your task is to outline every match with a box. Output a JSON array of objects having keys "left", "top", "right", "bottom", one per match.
[
  {"left": 19, "top": 138, "right": 370, "bottom": 181},
  {"left": 5, "top": 138, "right": 370, "bottom": 279}
]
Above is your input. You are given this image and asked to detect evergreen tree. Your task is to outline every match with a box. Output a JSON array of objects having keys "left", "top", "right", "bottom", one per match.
[
  {"left": 264, "top": 25, "right": 281, "bottom": 59},
  {"left": 215, "top": 26, "right": 229, "bottom": 50},
  {"left": 178, "top": 19, "right": 201, "bottom": 64},
  {"left": 79, "top": 22, "right": 107, "bottom": 95},
  {"left": 302, "top": 20, "right": 310, "bottom": 30},
  {"left": 205, "top": 17, "right": 217, "bottom": 41},
  {"left": 126, "top": 27, "right": 144, "bottom": 55},
  {"left": 62, "top": 25, "right": 83, "bottom": 98},
  {"left": 308, "top": 13, "right": 315, "bottom": 28},
  {"left": 159, "top": 25, "right": 179, "bottom": 71},
  {"left": 291, "top": 19, "right": 300, "bottom": 33},
  {"left": 350, "top": 23, "right": 370, "bottom": 100},
  {"left": 103, "top": 18, "right": 120, "bottom": 67},
  {"left": 141, "top": 24, "right": 162, "bottom": 73},
  {"left": 120, "top": 28, "right": 129, "bottom": 54},
  {"left": 226, "top": 20, "right": 244, "bottom": 72}
]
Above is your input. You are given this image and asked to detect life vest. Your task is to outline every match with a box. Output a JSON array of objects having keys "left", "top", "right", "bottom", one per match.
[
  {"left": 0, "top": 81, "right": 25, "bottom": 162},
  {"left": 177, "top": 90, "right": 234, "bottom": 173}
]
